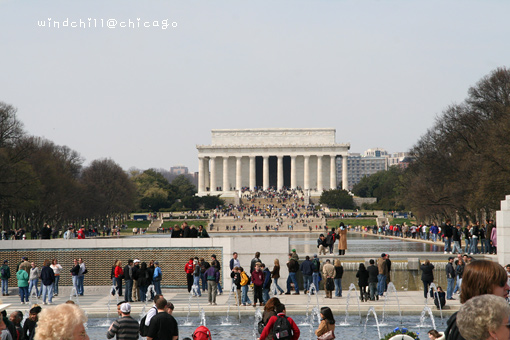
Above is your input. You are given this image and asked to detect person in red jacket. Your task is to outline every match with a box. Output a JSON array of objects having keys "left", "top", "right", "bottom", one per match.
[
  {"left": 77, "top": 226, "right": 86, "bottom": 239},
  {"left": 259, "top": 303, "right": 300, "bottom": 340},
  {"left": 185, "top": 258, "right": 195, "bottom": 293},
  {"left": 251, "top": 262, "right": 264, "bottom": 307}
]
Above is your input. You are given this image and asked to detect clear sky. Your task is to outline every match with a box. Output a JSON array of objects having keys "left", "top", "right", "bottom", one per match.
[{"left": 1, "top": 0, "right": 508, "bottom": 172}]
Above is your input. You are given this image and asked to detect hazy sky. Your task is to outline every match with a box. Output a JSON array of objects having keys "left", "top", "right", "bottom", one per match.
[{"left": 1, "top": 0, "right": 508, "bottom": 172}]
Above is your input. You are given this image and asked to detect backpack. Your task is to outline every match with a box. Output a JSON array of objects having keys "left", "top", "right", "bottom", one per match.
[
  {"left": 240, "top": 271, "right": 249, "bottom": 286},
  {"left": 257, "top": 320, "right": 265, "bottom": 334},
  {"left": 193, "top": 326, "right": 212, "bottom": 340},
  {"left": 139, "top": 307, "right": 157, "bottom": 336},
  {"left": 0, "top": 267, "right": 6, "bottom": 278},
  {"left": 272, "top": 315, "right": 292, "bottom": 340},
  {"left": 312, "top": 259, "right": 320, "bottom": 272}
]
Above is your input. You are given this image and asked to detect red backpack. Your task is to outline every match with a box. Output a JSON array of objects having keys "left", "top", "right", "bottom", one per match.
[{"left": 193, "top": 326, "right": 212, "bottom": 340}]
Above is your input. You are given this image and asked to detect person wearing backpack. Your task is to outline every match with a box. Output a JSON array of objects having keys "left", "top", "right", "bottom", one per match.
[
  {"left": 311, "top": 255, "right": 321, "bottom": 294},
  {"left": 192, "top": 325, "right": 212, "bottom": 340},
  {"left": 230, "top": 266, "right": 241, "bottom": 305},
  {"left": 1, "top": 260, "right": 11, "bottom": 296},
  {"left": 258, "top": 303, "right": 300, "bottom": 340},
  {"left": 139, "top": 294, "right": 163, "bottom": 337},
  {"left": 261, "top": 263, "right": 272, "bottom": 304},
  {"left": 240, "top": 267, "right": 252, "bottom": 306},
  {"left": 285, "top": 253, "right": 300, "bottom": 295}
]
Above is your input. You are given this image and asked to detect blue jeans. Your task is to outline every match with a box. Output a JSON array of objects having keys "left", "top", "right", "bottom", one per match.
[
  {"left": 273, "top": 278, "right": 284, "bottom": 294},
  {"left": 454, "top": 277, "right": 462, "bottom": 294},
  {"left": 153, "top": 280, "right": 162, "bottom": 295},
  {"left": 452, "top": 241, "right": 462, "bottom": 254},
  {"left": 481, "top": 239, "right": 489, "bottom": 253},
  {"left": 377, "top": 274, "right": 386, "bottom": 296},
  {"left": 78, "top": 275, "right": 84, "bottom": 295},
  {"left": 124, "top": 279, "right": 133, "bottom": 302},
  {"left": 19, "top": 286, "right": 29, "bottom": 302},
  {"left": 262, "top": 288, "right": 270, "bottom": 303},
  {"left": 41, "top": 283, "right": 53, "bottom": 303},
  {"left": 470, "top": 237, "right": 479, "bottom": 254},
  {"left": 447, "top": 278, "right": 455, "bottom": 299},
  {"left": 139, "top": 285, "right": 148, "bottom": 302},
  {"left": 464, "top": 238, "right": 471, "bottom": 253},
  {"left": 217, "top": 282, "right": 223, "bottom": 294},
  {"left": 1, "top": 279, "right": 8, "bottom": 295},
  {"left": 54, "top": 275, "right": 60, "bottom": 295},
  {"left": 72, "top": 276, "right": 79, "bottom": 295},
  {"left": 193, "top": 276, "right": 201, "bottom": 296},
  {"left": 201, "top": 273, "right": 207, "bottom": 291},
  {"left": 444, "top": 237, "right": 451, "bottom": 252},
  {"left": 334, "top": 278, "right": 342, "bottom": 297},
  {"left": 312, "top": 272, "right": 320, "bottom": 292},
  {"left": 241, "top": 285, "right": 251, "bottom": 305},
  {"left": 286, "top": 272, "right": 299, "bottom": 293},
  {"left": 303, "top": 275, "right": 312, "bottom": 292},
  {"left": 29, "top": 278, "right": 39, "bottom": 296}
]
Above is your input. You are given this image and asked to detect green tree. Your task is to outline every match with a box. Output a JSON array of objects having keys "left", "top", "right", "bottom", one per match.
[{"left": 319, "top": 189, "right": 355, "bottom": 209}]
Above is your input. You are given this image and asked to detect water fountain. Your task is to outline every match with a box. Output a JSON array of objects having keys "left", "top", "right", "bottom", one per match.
[
  {"left": 69, "top": 285, "right": 80, "bottom": 305},
  {"left": 29, "top": 287, "right": 40, "bottom": 305},
  {"left": 199, "top": 308, "right": 207, "bottom": 326},
  {"left": 253, "top": 307, "right": 263, "bottom": 339},
  {"left": 300, "top": 283, "right": 320, "bottom": 327},
  {"left": 362, "top": 307, "right": 382, "bottom": 340},
  {"left": 105, "top": 284, "right": 120, "bottom": 323},
  {"left": 381, "top": 282, "right": 402, "bottom": 325},
  {"left": 418, "top": 305, "right": 436, "bottom": 331},
  {"left": 222, "top": 283, "right": 241, "bottom": 325},
  {"left": 343, "top": 283, "right": 362, "bottom": 325}
]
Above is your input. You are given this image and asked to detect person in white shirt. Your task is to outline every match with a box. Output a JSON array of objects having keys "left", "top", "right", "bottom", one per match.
[{"left": 50, "top": 259, "right": 62, "bottom": 296}]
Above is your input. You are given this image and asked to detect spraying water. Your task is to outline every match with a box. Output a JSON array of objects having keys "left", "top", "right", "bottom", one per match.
[
  {"left": 184, "top": 285, "right": 202, "bottom": 326},
  {"left": 343, "top": 283, "right": 362, "bottom": 325},
  {"left": 381, "top": 282, "right": 402, "bottom": 325},
  {"left": 362, "top": 307, "right": 382, "bottom": 340}
]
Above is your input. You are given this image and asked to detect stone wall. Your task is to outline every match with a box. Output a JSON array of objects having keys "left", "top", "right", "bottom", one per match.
[{"left": 0, "top": 236, "right": 290, "bottom": 289}]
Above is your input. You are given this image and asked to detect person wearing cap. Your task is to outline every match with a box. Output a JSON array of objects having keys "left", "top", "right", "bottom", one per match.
[
  {"left": 1, "top": 260, "right": 10, "bottom": 296},
  {"left": 107, "top": 302, "right": 139, "bottom": 340},
  {"left": 290, "top": 249, "right": 299, "bottom": 262},
  {"left": 153, "top": 261, "right": 162, "bottom": 295},
  {"left": 446, "top": 256, "right": 456, "bottom": 300},
  {"left": 311, "top": 255, "right": 321, "bottom": 293}
]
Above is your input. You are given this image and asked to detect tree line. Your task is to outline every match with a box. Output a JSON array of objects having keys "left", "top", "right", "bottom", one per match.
[
  {"left": 347, "top": 67, "right": 510, "bottom": 223},
  {"left": 0, "top": 102, "right": 222, "bottom": 232}
]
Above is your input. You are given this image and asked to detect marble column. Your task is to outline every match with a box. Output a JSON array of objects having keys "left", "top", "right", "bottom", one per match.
[
  {"left": 330, "top": 155, "right": 336, "bottom": 189},
  {"left": 304, "top": 155, "right": 310, "bottom": 190},
  {"left": 263, "top": 156, "right": 269, "bottom": 189},
  {"left": 342, "top": 155, "right": 348, "bottom": 190},
  {"left": 198, "top": 157, "right": 205, "bottom": 193},
  {"left": 204, "top": 158, "right": 210, "bottom": 191},
  {"left": 249, "top": 156, "right": 256, "bottom": 190},
  {"left": 236, "top": 157, "right": 242, "bottom": 190},
  {"left": 223, "top": 157, "right": 229, "bottom": 192},
  {"left": 317, "top": 155, "right": 323, "bottom": 192},
  {"left": 291, "top": 156, "right": 297, "bottom": 189},
  {"left": 210, "top": 156, "right": 217, "bottom": 192},
  {"left": 277, "top": 156, "right": 284, "bottom": 190}
]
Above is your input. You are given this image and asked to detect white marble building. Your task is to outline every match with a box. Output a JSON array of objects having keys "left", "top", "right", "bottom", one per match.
[{"left": 196, "top": 128, "right": 350, "bottom": 196}]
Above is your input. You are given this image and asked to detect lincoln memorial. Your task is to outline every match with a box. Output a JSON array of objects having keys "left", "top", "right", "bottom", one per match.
[{"left": 196, "top": 128, "right": 350, "bottom": 196}]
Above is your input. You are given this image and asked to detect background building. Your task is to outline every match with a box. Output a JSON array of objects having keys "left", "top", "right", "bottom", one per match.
[{"left": 170, "top": 165, "right": 189, "bottom": 175}]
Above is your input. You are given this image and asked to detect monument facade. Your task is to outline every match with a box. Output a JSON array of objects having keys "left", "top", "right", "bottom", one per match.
[{"left": 196, "top": 128, "right": 350, "bottom": 196}]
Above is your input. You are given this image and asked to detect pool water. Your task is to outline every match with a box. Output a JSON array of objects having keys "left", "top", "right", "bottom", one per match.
[{"left": 86, "top": 314, "right": 445, "bottom": 340}]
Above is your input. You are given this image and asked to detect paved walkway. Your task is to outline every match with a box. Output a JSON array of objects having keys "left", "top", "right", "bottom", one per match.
[{"left": 0, "top": 285, "right": 460, "bottom": 318}]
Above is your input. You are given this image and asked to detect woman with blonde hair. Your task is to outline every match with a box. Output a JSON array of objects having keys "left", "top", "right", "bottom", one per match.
[
  {"left": 271, "top": 259, "right": 284, "bottom": 295},
  {"left": 34, "top": 303, "right": 89, "bottom": 340}
]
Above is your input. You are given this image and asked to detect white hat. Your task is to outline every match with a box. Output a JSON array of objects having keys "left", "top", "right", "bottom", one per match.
[
  {"left": 0, "top": 304, "right": 11, "bottom": 312},
  {"left": 120, "top": 303, "right": 131, "bottom": 314},
  {"left": 134, "top": 259, "right": 140, "bottom": 263}
]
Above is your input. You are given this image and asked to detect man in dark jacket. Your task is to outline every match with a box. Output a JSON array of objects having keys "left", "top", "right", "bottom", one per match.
[
  {"left": 367, "top": 259, "right": 379, "bottom": 301},
  {"left": 124, "top": 260, "right": 134, "bottom": 302},
  {"left": 261, "top": 263, "right": 272, "bottom": 304},
  {"left": 299, "top": 256, "right": 313, "bottom": 294},
  {"left": 445, "top": 257, "right": 456, "bottom": 300},
  {"left": 285, "top": 253, "right": 300, "bottom": 295},
  {"left": 40, "top": 224, "right": 52, "bottom": 240},
  {"left": 443, "top": 220, "right": 454, "bottom": 254}
]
